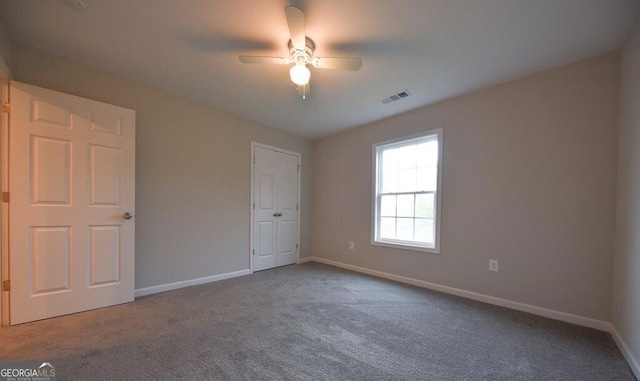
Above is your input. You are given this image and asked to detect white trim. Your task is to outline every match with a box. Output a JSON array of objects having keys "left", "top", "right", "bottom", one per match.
[
  {"left": 251, "top": 142, "right": 301, "bottom": 159},
  {"left": 134, "top": 269, "right": 251, "bottom": 298},
  {"left": 371, "top": 241, "right": 439, "bottom": 254},
  {"left": 297, "top": 256, "right": 312, "bottom": 264},
  {"left": 0, "top": 79, "right": 9, "bottom": 326},
  {"left": 610, "top": 325, "right": 640, "bottom": 378},
  {"left": 250, "top": 142, "right": 302, "bottom": 273},
  {"left": 250, "top": 143, "right": 255, "bottom": 273},
  {"left": 371, "top": 128, "right": 443, "bottom": 254},
  {"left": 302, "top": 256, "right": 610, "bottom": 331}
]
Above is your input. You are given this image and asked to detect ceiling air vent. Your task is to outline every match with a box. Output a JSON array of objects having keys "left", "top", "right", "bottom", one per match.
[
  {"left": 60, "top": 0, "right": 88, "bottom": 11},
  {"left": 381, "top": 90, "right": 411, "bottom": 104}
]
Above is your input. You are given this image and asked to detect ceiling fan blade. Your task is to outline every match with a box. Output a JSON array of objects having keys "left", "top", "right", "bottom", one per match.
[
  {"left": 239, "top": 56, "right": 289, "bottom": 64},
  {"left": 285, "top": 6, "right": 306, "bottom": 50},
  {"left": 312, "top": 57, "right": 363, "bottom": 71},
  {"left": 296, "top": 83, "right": 310, "bottom": 99}
]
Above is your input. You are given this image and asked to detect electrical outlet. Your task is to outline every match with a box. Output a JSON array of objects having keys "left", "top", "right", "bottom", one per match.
[
  {"left": 349, "top": 241, "right": 354, "bottom": 250},
  {"left": 489, "top": 260, "right": 499, "bottom": 272}
]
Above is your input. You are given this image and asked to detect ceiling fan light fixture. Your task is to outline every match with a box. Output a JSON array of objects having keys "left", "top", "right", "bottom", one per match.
[
  {"left": 290, "top": 63, "right": 310, "bottom": 85},
  {"left": 238, "top": 6, "right": 362, "bottom": 98}
]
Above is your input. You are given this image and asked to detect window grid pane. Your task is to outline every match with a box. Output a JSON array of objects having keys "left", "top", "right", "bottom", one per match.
[
  {"left": 398, "top": 168, "right": 417, "bottom": 192},
  {"left": 382, "top": 170, "right": 398, "bottom": 193},
  {"left": 396, "top": 194, "right": 414, "bottom": 217},
  {"left": 380, "top": 217, "right": 396, "bottom": 239},
  {"left": 380, "top": 195, "right": 397, "bottom": 217},
  {"left": 396, "top": 218, "right": 414, "bottom": 241},
  {"left": 415, "top": 193, "right": 434, "bottom": 218}
]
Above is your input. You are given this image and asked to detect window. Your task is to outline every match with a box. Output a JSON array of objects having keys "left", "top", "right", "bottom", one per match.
[{"left": 372, "top": 129, "right": 443, "bottom": 253}]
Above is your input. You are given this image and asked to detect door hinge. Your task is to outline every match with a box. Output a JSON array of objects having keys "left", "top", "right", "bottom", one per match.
[
  {"left": 253, "top": 202, "right": 255, "bottom": 210},
  {"left": 253, "top": 156, "right": 256, "bottom": 164},
  {"left": 296, "top": 244, "right": 298, "bottom": 249},
  {"left": 2, "top": 280, "right": 9, "bottom": 292},
  {"left": 1, "top": 192, "right": 8, "bottom": 203},
  {"left": 296, "top": 204, "right": 299, "bottom": 211},
  {"left": 252, "top": 249, "right": 255, "bottom": 256},
  {"left": 2, "top": 102, "right": 9, "bottom": 114}
]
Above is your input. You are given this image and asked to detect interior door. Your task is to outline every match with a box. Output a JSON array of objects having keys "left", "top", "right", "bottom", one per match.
[
  {"left": 275, "top": 151, "right": 298, "bottom": 267},
  {"left": 252, "top": 146, "right": 299, "bottom": 272},
  {"left": 253, "top": 147, "right": 278, "bottom": 271},
  {"left": 9, "top": 81, "right": 135, "bottom": 324}
]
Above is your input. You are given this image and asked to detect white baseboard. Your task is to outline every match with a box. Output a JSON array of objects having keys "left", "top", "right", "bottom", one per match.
[
  {"left": 609, "top": 325, "right": 640, "bottom": 378},
  {"left": 297, "top": 256, "right": 313, "bottom": 264},
  {"left": 135, "top": 269, "right": 251, "bottom": 298},
  {"left": 303, "top": 256, "right": 611, "bottom": 332}
]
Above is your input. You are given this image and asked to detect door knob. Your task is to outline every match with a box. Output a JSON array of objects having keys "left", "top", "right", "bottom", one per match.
[
  {"left": 123, "top": 212, "right": 134, "bottom": 220},
  {"left": 273, "top": 212, "right": 282, "bottom": 217}
]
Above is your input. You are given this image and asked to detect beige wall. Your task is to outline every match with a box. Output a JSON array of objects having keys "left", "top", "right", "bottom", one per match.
[
  {"left": 12, "top": 44, "right": 313, "bottom": 289},
  {"left": 0, "top": 20, "right": 10, "bottom": 72},
  {"left": 312, "top": 53, "right": 619, "bottom": 321},
  {"left": 613, "top": 18, "right": 640, "bottom": 372}
]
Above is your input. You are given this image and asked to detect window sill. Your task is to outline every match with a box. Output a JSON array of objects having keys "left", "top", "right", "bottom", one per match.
[{"left": 371, "top": 240, "right": 440, "bottom": 254}]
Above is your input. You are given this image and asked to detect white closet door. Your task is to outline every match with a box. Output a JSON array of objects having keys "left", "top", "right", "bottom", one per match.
[
  {"left": 275, "top": 152, "right": 298, "bottom": 267},
  {"left": 252, "top": 146, "right": 299, "bottom": 271},
  {"left": 253, "top": 147, "right": 278, "bottom": 271}
]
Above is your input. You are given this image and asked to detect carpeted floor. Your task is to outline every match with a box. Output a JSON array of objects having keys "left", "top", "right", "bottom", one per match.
[{"left": 0, "top": 262, "right": 635, "bottom": 381}]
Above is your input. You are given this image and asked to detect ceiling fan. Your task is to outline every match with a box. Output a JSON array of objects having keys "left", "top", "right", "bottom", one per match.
[{"left": 239, "top": 5, "right": 363, "bottom": 99}]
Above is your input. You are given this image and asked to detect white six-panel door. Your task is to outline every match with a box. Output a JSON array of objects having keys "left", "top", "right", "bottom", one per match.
[
  {"left": 275, "top": 151, "right": 298, "bottom": 266},
  {"left": 9, "top": 81, "right": 135, "bottom": 324},
  {"left": 252, "top": 146, "right": 299, "bottom": 272}
]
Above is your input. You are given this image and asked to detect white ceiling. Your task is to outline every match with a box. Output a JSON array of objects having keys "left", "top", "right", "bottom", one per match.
[{"left": 2, "top": 0, "right": 639, "bottom": 138}]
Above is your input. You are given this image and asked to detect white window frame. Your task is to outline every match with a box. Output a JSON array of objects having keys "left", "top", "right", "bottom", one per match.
[{"left": 371, "top": 128, "right": 443, "bottom": 253}]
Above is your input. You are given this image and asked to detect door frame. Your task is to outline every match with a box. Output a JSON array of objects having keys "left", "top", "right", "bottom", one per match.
[
  {"left": 249, "top": 142, "right": 301, "bottom": 273},
  {"left": 0, "top": 62, "right": 12, "bottom": 326}
]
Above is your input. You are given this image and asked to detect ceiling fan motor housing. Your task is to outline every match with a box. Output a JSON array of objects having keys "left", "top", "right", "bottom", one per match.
[{"left": 289, "top": 37, "right": 316, "bottom": 64}]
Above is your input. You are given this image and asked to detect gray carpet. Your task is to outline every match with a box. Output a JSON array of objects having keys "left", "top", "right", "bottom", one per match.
[{"left": 0, "top": 262, "right": 635, "bottom": 381}]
